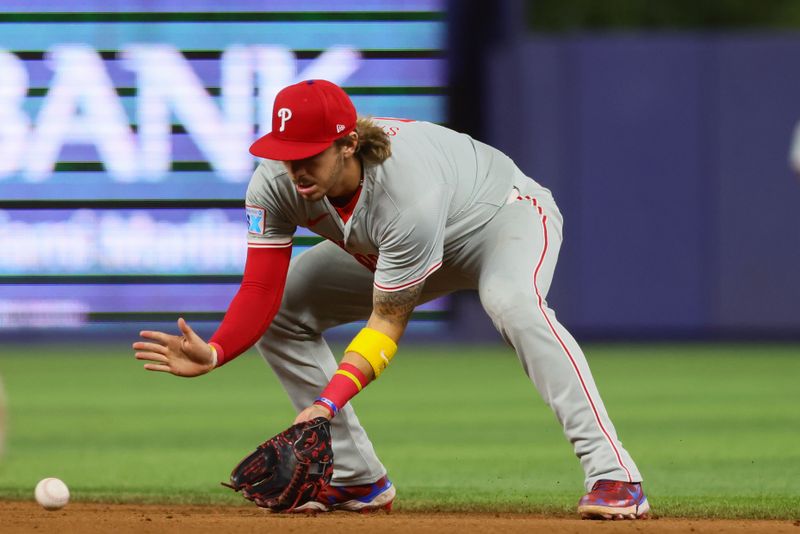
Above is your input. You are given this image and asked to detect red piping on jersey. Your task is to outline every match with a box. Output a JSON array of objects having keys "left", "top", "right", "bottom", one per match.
[
  {"left": 528, "top": 197, "right": 634, "bottom": 482},
  {"left": 373, "top": 260, "right": 443, "bottom": 292},
  {"left": 208, "top": 245, "right": 291, "bottom": 366}
]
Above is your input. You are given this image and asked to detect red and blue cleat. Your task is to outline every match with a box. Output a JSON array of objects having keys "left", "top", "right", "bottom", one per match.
[
  {"left": 293, "top": 475, "right": 395, "bottom": 513},
  {"left": 577, "top": 480, "right": 650, "bottom": 519}
]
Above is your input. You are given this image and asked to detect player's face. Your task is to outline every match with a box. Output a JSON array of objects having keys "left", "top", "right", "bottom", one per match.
[{"left": 283, "top": 144, "right": 346, "bottom": 202}]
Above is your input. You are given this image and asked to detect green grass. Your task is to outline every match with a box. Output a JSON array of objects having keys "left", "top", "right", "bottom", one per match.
[{"left": 0, "top": 342, "right": 798, "bottom": 519}]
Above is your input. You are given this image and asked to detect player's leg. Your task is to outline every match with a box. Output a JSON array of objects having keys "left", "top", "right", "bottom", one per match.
[
  {"left": 471, "top": 193, "right": 645, "bottom": 504},
  {"left": 257, "top": 240, "right": 460, "bottom": 494},
  {"left": 255, "top": 241, "right": 384, "bottom": 486}
]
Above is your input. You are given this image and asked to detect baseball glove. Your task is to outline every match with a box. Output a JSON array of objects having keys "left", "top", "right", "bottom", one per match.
[{"left": 223, "top": 417, "right": 333, "bottom": 512}]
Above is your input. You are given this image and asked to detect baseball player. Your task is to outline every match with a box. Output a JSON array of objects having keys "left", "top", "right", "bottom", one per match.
[{"left": 133, "top": 79, "right": 649, "bottom": 519}]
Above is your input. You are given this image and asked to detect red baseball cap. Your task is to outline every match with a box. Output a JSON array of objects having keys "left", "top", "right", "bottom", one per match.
[{"left": 249, "top": 79, "right": 357, "bottom": 161}]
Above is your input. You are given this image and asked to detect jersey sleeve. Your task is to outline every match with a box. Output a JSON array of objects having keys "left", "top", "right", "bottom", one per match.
[
  {"left": 373, "top": 186, "right": 449, "bottom": 292},
  {"left": 244, "top": 163, "right": 297, "bottom": 248}
]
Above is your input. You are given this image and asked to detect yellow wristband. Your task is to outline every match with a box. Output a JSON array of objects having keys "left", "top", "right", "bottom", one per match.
[{"left": 345, "top": 327, "right": 398, "bottom": 378}]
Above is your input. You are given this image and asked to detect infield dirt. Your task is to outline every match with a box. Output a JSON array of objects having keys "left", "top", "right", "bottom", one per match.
[{"left": 1, "top": 502, "right": 797, "bottom": 534}]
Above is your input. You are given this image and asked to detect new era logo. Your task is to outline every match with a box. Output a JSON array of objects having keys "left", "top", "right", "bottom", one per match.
[{"left": 336, "top": 124, "right": 346, "bottom": 133}]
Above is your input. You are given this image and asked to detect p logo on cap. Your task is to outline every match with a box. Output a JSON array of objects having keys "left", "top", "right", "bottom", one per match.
[
  {"left": 249, "top": 79, "right": 357, "bottom": 161},
  {"left": 277, "top": 108, "right": 293, "bottom": 132}
]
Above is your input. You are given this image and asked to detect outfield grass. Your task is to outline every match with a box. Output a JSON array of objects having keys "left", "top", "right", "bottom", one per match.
[{"left": 0, "top": 342, "right": 798, "bottom": 519}]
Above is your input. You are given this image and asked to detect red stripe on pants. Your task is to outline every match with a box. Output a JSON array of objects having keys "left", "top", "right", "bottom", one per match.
[{"left": 529, "top": 198, "right": 633, "bottom": 482}]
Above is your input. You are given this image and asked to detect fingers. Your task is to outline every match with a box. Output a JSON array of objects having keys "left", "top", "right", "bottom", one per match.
[
  {"left": 143, "top": 363, "right": 173, "bottom": 373},
  {"left": 134, "top": 337, "right": 171, "bottom": 370},
  {"left": 131, "top": 341, "right": 168, "bottom": 354},
  {"left": 134, "top": 352, "right": 168, "bottom": 364},
  {"left": 138, "top": 330, "right": 172, "bottom": 344},
  {"left": 177, "top": 317, "right": 195, "bottom": 338}
]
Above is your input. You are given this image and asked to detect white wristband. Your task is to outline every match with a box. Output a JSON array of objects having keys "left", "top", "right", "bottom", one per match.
[{"left": 208, "top": 344, "right": 218, "bottom": 368}]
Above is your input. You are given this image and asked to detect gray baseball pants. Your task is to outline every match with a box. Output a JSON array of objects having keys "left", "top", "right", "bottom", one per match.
[{"left": 256, "top": 176, "right": 642, "bottom": 491}]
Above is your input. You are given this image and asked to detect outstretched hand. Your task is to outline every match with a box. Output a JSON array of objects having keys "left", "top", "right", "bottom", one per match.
[{"left": 133, "top": 318, "right": 215, "bottom": 377}]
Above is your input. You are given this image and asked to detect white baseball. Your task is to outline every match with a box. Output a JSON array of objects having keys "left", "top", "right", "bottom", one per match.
[{"left": 34, "top": 477, "right": 70, "bottom": 511}]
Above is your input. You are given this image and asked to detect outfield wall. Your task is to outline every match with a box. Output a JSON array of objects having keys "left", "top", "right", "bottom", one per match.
[
  {"left": 482, "top": 34, "right": 800, "bottom": 338},
  {"left": 1, "top": 7, "right": 799, "bottom": 341}
]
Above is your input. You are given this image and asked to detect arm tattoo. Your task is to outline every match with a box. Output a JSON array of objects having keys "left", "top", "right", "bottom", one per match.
[{"left": 373, "top": 283, "right": 424, "bottom": 328}]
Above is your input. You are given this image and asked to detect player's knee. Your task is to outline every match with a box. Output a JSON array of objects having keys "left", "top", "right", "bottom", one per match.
[
  {"left": 263, "top": 270, "right": 324, "bottom": 340},
  {"left": 265, "top": 310, "right": 319, "bottom": 341},
  {"left": 479, "top": 278, "right": 537, "bottom": 329}
]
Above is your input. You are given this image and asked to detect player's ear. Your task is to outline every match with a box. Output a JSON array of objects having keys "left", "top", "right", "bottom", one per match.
[{"left": 341, "top": 131, "right": 359, "bottom": 158}]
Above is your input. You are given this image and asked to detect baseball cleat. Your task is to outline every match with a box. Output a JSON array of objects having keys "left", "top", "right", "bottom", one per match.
[
  {"left": 293, "top": 475, "right": 395, "bottom": 513},
  {"left": 577, "top": 480, "right": 650, "bottom": 520}
]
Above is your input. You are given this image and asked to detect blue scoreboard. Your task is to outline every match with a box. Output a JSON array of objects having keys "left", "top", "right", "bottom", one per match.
[{"left": 0, "top": 1, "right": 448, "bottom": 333}]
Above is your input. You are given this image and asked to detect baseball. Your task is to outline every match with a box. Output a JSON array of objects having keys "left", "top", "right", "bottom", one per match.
[{"left": 34, "top": 477, "right": 70, "bottom": 511}]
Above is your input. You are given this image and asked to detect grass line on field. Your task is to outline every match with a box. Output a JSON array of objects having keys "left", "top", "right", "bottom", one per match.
[{"left": 0, "top": 342, "right": 798, "bottom": 519}]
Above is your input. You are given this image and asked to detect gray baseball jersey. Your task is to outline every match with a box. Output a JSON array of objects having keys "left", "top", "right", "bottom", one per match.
[
  {"left": 244, "top": 118, "right": 540, "bottom": 290},
  {"left": 245, "top": 118, "right": 643, "bottom": 493}
]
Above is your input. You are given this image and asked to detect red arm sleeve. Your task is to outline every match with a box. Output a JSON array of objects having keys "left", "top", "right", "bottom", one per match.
[{"left": 208, "top": 245, "right": 292, "bottom": 366}]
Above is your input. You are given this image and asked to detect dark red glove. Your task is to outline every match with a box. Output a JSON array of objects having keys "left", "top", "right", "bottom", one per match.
[{"left": 223, "top": 417, "right": 333, "bottom": 512}]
